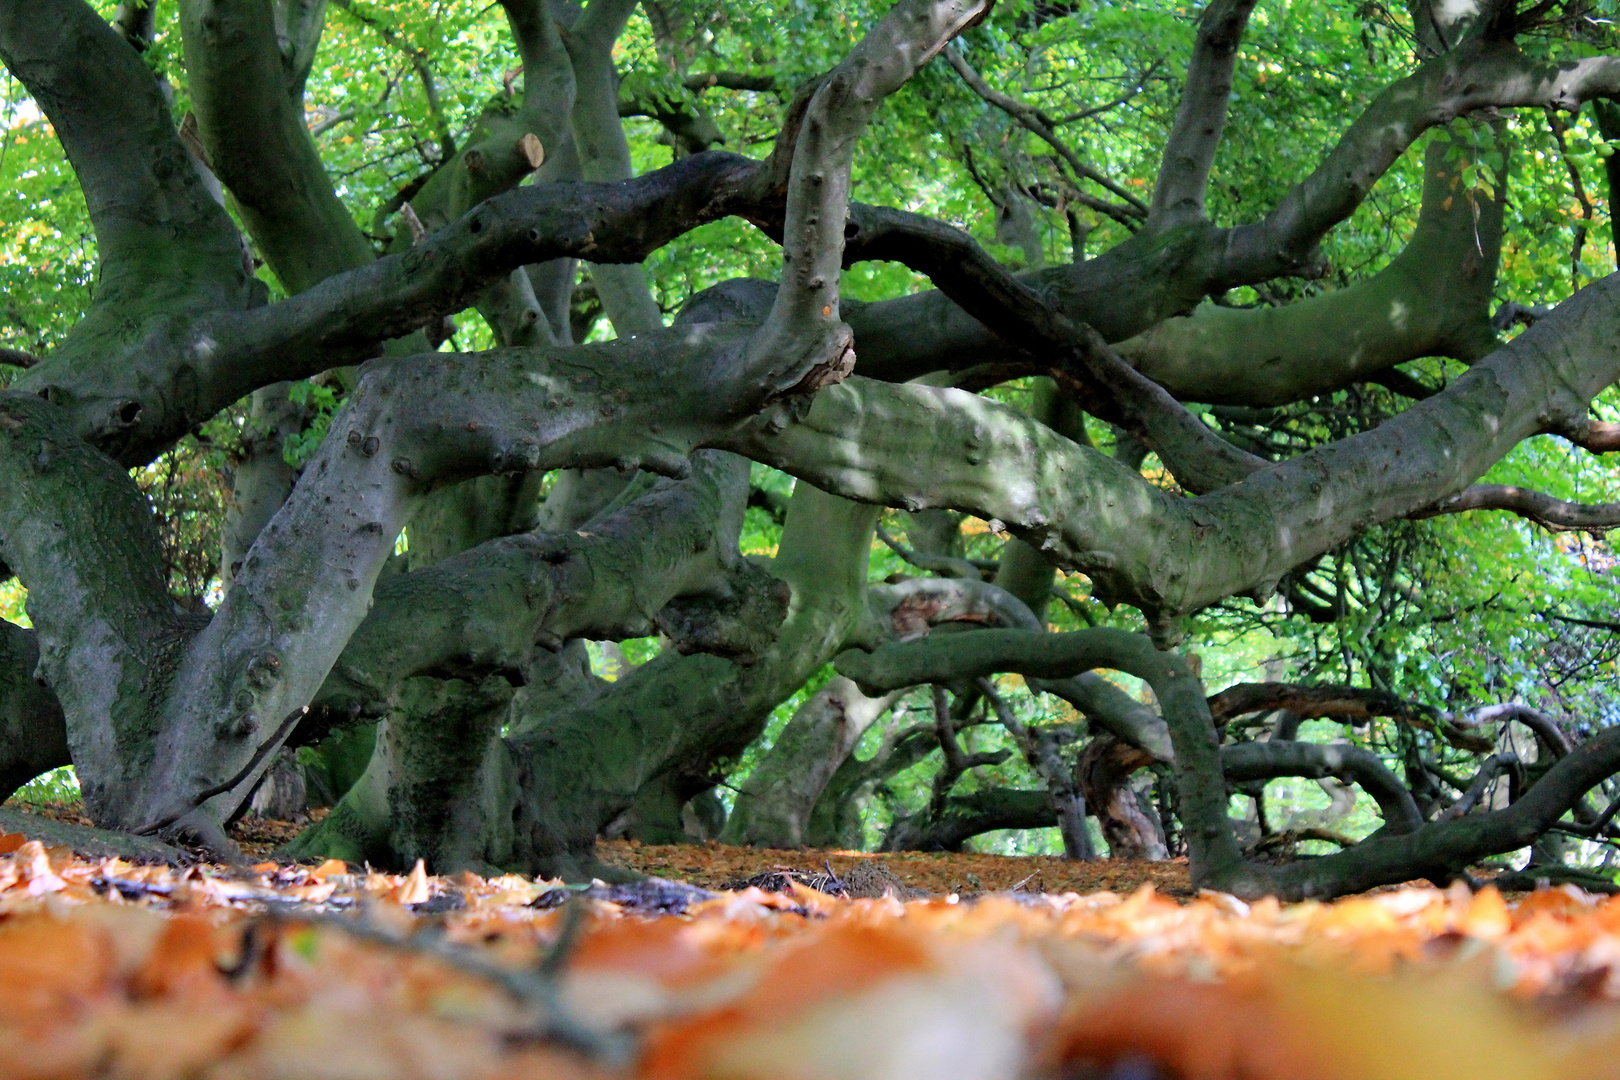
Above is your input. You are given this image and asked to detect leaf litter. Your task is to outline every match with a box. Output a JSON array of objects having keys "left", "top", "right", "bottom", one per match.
[{"left": 6, "top": 827, "right": 1620, "bottom": 1079}]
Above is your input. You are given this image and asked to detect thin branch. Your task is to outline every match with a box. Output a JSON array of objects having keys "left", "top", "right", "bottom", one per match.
[
  {"left": 1546, "top": 107, "right": 1595, "bottom": 291},
  {"left": 1414, "top": 483, "right": 1620, "bottom": 533},
  {"left": 944, "top": 45, "right": 1148, "bottom": 217},
  {"left": 874, "top": 523, "right": 990, "bottom": 579},
  {"left": 979, "top": 675, "right": 1095, "bottom": 859}
]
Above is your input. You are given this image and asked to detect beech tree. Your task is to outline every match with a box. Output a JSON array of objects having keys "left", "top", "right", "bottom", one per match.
[{"left": 2, "top": 0, "right": 1620, "bottom": 899}]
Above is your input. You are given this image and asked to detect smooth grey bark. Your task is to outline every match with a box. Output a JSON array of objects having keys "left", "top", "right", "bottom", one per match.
[
  {"left": 1149, "top": 0, "right": 1255, "bottom": 225},
  {"left": 311, "top": 451, "right": 750, "bottom": 720},
  {"left": 179, "top": 0, "right": 374, "bottom": 294},
  {"left": 728, "top": 265, "right": 1620, "bottom": 633},
  {"left": 565, "top": 0, "right": 664, "bottom": 335},
  {"left": 1037, "top": 673, "right": 1175, "bottom": 762},
  {"left": 220, "top": 384, "right": 305, "bottom": 589},
  {"left": 0, "top": 393, "right": 186, "bottom": 831},
  {"left": 720, "top": 569, "right": 1047, "bottom": 849},
  {"left": 105, "top": 0, "right": 966, "bottom": 836},
  {"left": 721, "top": 676, "right": 901, "bottom": 848}
]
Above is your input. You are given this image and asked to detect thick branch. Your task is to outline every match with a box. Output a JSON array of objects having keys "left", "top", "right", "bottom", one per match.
[
  {"left": 20, "top": 151, "right": 763, "bottom": 463},
  {"left": 0, "top": 393, "right": 181, "bottom": 822},
  {"left": 885, "top": 788, "right": 1054, "bottom": 851},
  {"left": 1219, "top": 41, "right": 1620, "bottom": 283},
  {"left": 310, "top": 451, "right": 753, "bottom": 719},
  {"left": 728, "top": 269, "right": 1620, "bottom": 627},
  {"left": 749, "top": 0, "right": 991, "bottom": 383},
  {"left": 0, "top": 621, "right": 70, "bottom": 803},
  {"left": 841, "top": 204, "right": 1265, "bottom": 492},
  {"left": 1150, "top": 0, "right": 1256, "bottom": 224},
  {"left": 179, "top": 0, "right": 377, "bottom": 293},
  {"left": 1120, "top": 136, "right": 1506, "bottom": 405},
  {"left": 1220, "top": 740, "right": 1423, "bottom": 836}
]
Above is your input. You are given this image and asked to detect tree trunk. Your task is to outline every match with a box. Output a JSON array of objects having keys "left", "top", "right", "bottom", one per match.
[
  {"left": 722, "top": 676, "right": 900, "bottom": 848},
  {"left": 1077, "top": 733, "right": 1167, "bottom": 860}
]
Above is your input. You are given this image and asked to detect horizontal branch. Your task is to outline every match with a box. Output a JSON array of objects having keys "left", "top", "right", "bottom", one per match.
[
  {"left": 19, "top": 150, "right": 764, "bottom": 464},
  {"left": 1220, "top": 740, "right": 1423, "bottom": 836},
  {"left": 729, "top": 268, "right": 1620, "bottom": 626},
  {"left": 1218, "top": 40, "right": 1620, "bottom": 284},
  {"left": 1416, "top": 483, "right": 1620, "bottom": 533}
]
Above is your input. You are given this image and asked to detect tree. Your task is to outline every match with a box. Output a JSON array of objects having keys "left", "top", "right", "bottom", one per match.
[{"left": 1, "top": 0, "right": 1619, "bottom": 898}]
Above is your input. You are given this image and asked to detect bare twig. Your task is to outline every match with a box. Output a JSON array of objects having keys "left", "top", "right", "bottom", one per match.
[
  {"left": 944, "top": 45, "right": 1147, "bottom": 220},
  {"left": 875, "top": 523, "right": 993, "bottom": 580}
]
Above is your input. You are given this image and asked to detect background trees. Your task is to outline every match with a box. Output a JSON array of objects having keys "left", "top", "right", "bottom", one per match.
[{"left": 1, "top": 0, "right": 1619, "bottom": 898}]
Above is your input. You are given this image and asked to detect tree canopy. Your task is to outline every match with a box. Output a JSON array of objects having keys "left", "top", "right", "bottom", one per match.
[{"left": 1, "top": 0, "right": 1619, "bottom": 899}]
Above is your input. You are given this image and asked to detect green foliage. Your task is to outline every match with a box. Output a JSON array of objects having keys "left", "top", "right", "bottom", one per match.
[{"left": 10, "top": 765, "right": 79, "bottom": 808}]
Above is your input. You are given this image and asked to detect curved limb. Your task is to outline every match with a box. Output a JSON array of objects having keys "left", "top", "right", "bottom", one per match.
[
  {"left": 1119, "top": 135, "right": 1507, "bottom": 405},
  {"left": 1220, "top": 740, "right": 1424, "bottom": 837},
  {"left": 1149, "top": 0, "right": 1256, "bottom": 225},
  {"left": 729, "top": 268, "right": 1620, "bottom": 628},
  {"left": 178, "top": 0, "right": 375, "bottom": 293},
  {"left": 0, "top": 0, "right": 256, "bottom": 362},
  {"left": 1077, "top": 734, "right": 1167, "bottom": 861},
  {"left": 838, "top": 624, "right": 1620, "bottom": 898},
  {"left": 310, "top": 451, "right": 751, "bottom": 720},
  {"left": 721, "top": 676, "right": 903, "bottom": 848},
  {"left": 0, "top": 393, "right": 182, "bottom": 825},
  {"left": 1415, "top": 484, "right": 1620, "bottom": 533},
  {"left": 885, "top": 788, "right": 1054, "bottom": 853}
]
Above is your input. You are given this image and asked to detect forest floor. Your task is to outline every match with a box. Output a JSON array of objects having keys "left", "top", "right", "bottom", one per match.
[
  {"left": 594, "top": 838, "right": 1199, "bottom": 898},
  {"left": 13, "top": 799, "right": 1200, "bottom": 897},
  {"left": 7, "top": 800, "right": 1620, "bottom": 1080}
]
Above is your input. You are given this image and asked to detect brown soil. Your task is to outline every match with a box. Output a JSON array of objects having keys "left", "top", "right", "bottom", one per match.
[{"left": 596, "top": 838, "right": 1196, "bottom": 898}]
